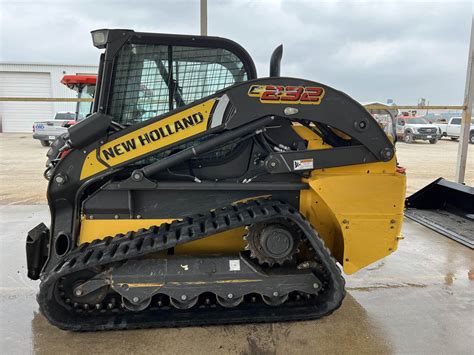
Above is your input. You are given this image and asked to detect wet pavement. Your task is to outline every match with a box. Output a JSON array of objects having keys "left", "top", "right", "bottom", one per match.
[{"left": 0, "top": 205, "right": 473, "bottom": 354}]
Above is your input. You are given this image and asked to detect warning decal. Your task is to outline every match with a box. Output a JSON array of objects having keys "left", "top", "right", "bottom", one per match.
[
  {"left": 293, "top": 158, "right": 314, "bottom": 171},
  {"left": 229, "top": 259, "right": 241, "bottom": 271}
]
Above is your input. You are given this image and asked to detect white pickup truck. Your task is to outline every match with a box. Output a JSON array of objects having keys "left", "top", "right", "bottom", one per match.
[
  {"left": 435, "top": 117, "right": 474, "bottom": 144},
  {"left": 396, "top": 116, "right": 439, "bottom": 144},
  {"left": 32, "top": 112, "right": 78, "bottom": 146}
]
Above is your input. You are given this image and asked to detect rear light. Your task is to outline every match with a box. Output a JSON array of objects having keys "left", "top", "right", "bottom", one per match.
[
  {"left": 59, "top": 149, "right": 71, "bottom": 159},
  {"left": 396, "top": 166, "right": 406, "bottom": 174},
  {"left": 62, "top": 120, "right": 76, "bottom": 128},
  {"left": 33, "top": 124, "right": 35, "bottom": 132}
]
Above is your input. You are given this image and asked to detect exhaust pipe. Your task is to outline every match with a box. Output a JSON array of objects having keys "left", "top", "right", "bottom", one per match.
[{"left": 269, "top": 45, "right": 283, "bottom": 77}]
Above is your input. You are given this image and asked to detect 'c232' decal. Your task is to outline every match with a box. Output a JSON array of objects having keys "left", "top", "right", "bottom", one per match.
[{"left": 248, "top": 85, "right": 325, "bottom": 104}]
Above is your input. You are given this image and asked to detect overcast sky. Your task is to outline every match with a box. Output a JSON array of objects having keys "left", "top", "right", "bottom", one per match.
[{"left": 0, "top": 0, "right": 472, "bottom": 104}]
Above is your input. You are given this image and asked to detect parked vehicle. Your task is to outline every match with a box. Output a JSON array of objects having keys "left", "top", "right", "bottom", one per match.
[
  {"left": 435, "top": 116, "right": 474, "bottom": 143},
  {"left": 32, "top": 112, "right": 77, "bottom": 146},
  {"left": 32, "top": 75, "right": 96, "bottom": 146},
  {"left": 396, "top": 116, "right": 439, "bottom": 144},
  {"left": 423, "top": 113, "right": 441, "bottom": 123}
]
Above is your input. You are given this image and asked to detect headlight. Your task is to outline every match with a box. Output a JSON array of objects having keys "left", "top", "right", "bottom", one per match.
[{"left": 91, "top": 30, "right": 109, "bottom": 49}]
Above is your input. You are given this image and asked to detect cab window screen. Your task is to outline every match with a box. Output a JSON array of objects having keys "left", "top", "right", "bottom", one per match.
[{"left": 108, "top": 43, "right": 248, "bottom": 125}]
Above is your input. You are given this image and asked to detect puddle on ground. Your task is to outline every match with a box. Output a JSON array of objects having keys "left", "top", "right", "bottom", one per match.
[{"left": 445, "top": 272, "right": 455, "bottom": 285}]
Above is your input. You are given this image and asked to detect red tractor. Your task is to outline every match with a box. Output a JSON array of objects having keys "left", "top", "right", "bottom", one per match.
[{"left": 32, "top": 75, "right": 96, "bottom": 146}]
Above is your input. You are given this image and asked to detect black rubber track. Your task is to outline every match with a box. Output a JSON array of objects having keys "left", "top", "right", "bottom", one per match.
[{"left": 38, "top": 199, "right": 345, "bottom": 331}]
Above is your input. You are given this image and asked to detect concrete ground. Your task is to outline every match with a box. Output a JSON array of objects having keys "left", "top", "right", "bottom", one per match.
[
  {"left": 1, "top": 206, "right": 472, "bottom": 354},
  {"left": 0, "top": 133, "right": 473, "bottom": 354}
]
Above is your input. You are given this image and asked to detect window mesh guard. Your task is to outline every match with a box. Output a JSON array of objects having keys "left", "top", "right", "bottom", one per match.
[{"left": 109, "top": 44, "right": 248, "bottom": 125}]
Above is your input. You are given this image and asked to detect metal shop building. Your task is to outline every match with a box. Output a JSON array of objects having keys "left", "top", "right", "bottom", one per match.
[{"left": 0, "top": 63, "right": 98, "bottom": 132}]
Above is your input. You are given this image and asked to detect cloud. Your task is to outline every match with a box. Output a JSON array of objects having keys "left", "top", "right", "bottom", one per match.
[{"left": 0, "top": 0, "right": 472, "bottom": 104}]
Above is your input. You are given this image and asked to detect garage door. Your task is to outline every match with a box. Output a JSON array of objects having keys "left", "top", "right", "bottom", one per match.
[{"left": 0, "top": 72, "right": 54, "bottom": 132}]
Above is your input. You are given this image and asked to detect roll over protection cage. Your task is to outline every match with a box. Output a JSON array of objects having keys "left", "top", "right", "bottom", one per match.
[{"left": 91, "top": 29, "right": 258, "bottom": 117}]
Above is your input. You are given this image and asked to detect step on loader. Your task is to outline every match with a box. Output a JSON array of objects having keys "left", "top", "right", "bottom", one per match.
[{"left": 26, "top": 29, "right": 406, "bottom": 331}]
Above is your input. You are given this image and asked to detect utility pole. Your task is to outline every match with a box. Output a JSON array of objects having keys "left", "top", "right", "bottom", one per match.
[
  {"left": 200, "top": 0, "right": 208, "bottom": 36},
  {"left": 455, "top": 16, "right": 474, "bottom": 183}
]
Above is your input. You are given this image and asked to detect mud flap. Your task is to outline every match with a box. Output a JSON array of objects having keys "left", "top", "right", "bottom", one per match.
[
  {"left": 405, "top": 178, "right": 474, "bottom": 248},
  {"left": 26, "top": 223, "right": 50, "bottom": 280}
]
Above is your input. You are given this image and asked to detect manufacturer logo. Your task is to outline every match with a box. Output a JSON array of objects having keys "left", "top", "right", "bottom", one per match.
[
  {"left": 80, "top": 99, "right": 216, "bottom": 181},
  {"left": 101, "top": 112, "right": 204, "bottom": 161},
  {"left": 248, "top": 85, "right": 325, "bottom": 104}
]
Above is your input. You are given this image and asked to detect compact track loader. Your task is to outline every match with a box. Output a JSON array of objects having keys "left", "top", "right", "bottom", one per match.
[{"left": 26, "top": 29, "right": 406, "bottom": 331}]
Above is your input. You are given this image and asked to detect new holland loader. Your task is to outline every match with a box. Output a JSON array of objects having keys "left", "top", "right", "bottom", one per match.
[{"left": 26, "top": 29, "right": 406, "bottom": 331}]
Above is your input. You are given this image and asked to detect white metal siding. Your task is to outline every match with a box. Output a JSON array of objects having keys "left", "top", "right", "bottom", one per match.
[
  {"left": 0, "top": 72, "right": 54, "bottom": 132},
  {"left": 0, "top": 63, "right": 98, "bottom": 132}
]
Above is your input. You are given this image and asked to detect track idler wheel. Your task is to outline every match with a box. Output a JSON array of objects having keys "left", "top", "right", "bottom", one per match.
[
  {"left": 262, "top": 293, "right": 289, "bottom": 306},
  {"left": 122, "top": 296, "right": 151, "bottom": 312},
  {"left": 216, "top": 295, "right": 244, "bottom": 308},
  {"left": 170, "top": 296, "right": 199, "bottom": 310},
  {"left": 61, "top": 271, "right": 109, "bottom": 306}
]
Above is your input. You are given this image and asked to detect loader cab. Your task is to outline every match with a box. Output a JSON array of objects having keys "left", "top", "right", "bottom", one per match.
[{"left": 91, "top": 29, "right": 257, "bottom": 125}]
